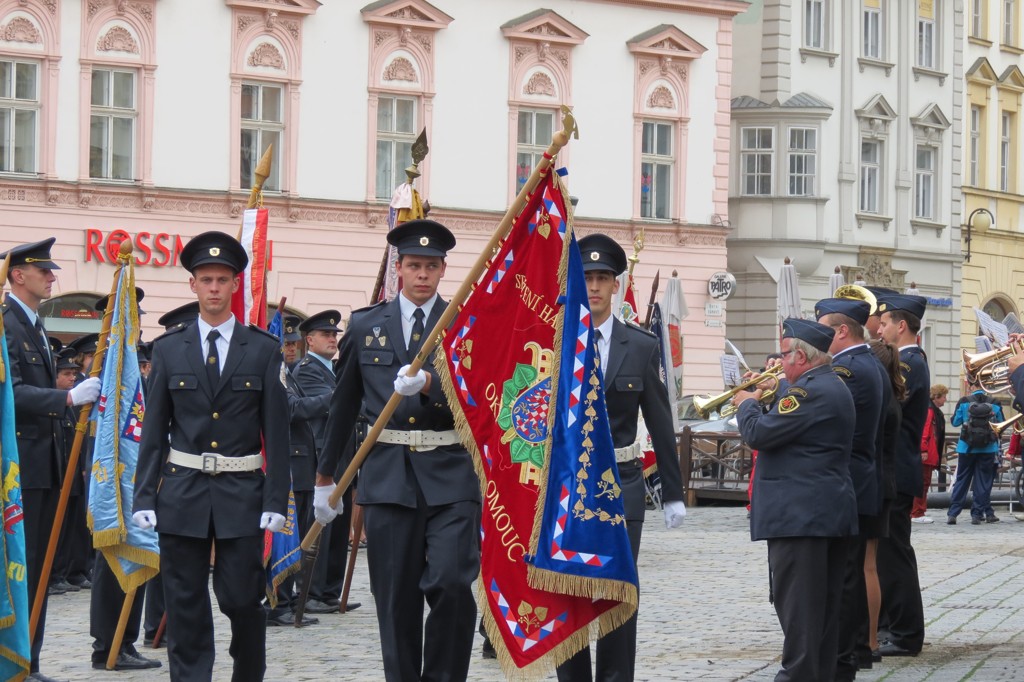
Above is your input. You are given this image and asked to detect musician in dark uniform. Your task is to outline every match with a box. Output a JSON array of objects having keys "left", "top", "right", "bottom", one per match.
[
  {"left": 282, "top": 315, "right": 304, "bottom": 369},
  {"left": 733, "top": 318, "right": 858, "bottom": 682},
  {"left": 133, "top": 232, "right": 290, "bottom": 681},
  {"left": 556, "top": 234, "right": 686, "bottom": 682},
  {"left": 815, "top": 298, "right": 886, "bottom": 678},
  {"left": 874, "top": 294, "right": 929, "bottom": 657},
  {"left": 316, "top": 219, "right": 480, "bottom": 682},
  {"left": 141, "top": 301, "right": 200, "bottom": 650},
  {"left": 2, "top": 238, "right": 101, "bottom": 681}
]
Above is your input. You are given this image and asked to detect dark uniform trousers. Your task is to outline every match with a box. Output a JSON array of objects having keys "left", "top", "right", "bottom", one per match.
[
  {"left": 557, "top": 318, "right": 685, "bottom": 682},
  {"left": 134, "top": 320, "right": 289, "bottom": 682},
  {"left": 878, "top": 346, "right": 929, "bottom": 653},
  {"left": 320, "top": 297, "right": 481, "bottom": 682},
  {"left": 3, "top": 297, "right": 66, "bottom": 672},
  {"left": 90, "top": 552, "right": 146, "bottom": 663}
]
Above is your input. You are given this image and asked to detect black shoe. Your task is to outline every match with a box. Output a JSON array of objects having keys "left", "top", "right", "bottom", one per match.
[
  {"left": 871, "top": 649, "right": 882, "bottom": 662},
  {"left": 304, "top": 599, "right": 340, "bottom": 614},
  {"left": 55, "top": 579, "right": 79, "bottom": 592},
  {"left": 29, "top": 673, "right": 67, "bottom": 682},
  {"left": 46, "top": 583, "right": 66, "bottom": 596},
  {"left": 971, "top": 517, "right": 983, "bottom": 525},
  {"left": 123, "top": 650, "right": 162, "bottom": 669},
  {"left": 267, "top": 610, "right": 319, "bottom": 627},
  {"left": 987, "top": 515, "right": 1000, "bottom": 523},
  {"left": 946, "top": 516, "right": 956, "bottom": 525},
  {"left": 68, "top": 577, "right": 92, "bottom": 589},
  {"left": 482, "top": 637, "right": 497, "bottom": 659},
  {"left": 877, "top": 640, "right": 919, "bottom": 657},
  {"left": 342, "top": 601, "right": 361, "bottom": 612},
  {"left": 93, "top": 652, "right": 161, "bottom": 671}
]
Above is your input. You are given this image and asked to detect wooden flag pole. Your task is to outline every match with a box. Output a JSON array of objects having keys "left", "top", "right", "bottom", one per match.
[
  {"left": 30, "top": 240, "right": 133, "bottom": 643},
  {"left": 295, "top": 107, "right": 579, "bottom": 593},
  {"left": 106, "top": 588, "right": 139, "bottom": 669},
  {"left": 339, "top": 503, "right": 364, "bottom": 614}
]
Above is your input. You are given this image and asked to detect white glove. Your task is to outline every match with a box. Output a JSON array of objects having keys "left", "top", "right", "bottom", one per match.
[
  {"left": 393, "top": 365, "right": 427, "bottom": 396},
  {"left": 69, "top": 377, "right": 101, "bottom": 406},
  {"left": 260, "top": 512, "right": 286, "bottom": 533},
  {"left": 664, "top": 500, "right": 686, "bottom": 529},
  {"left": 313, "top": 484, "right": 344, "bottom": 526},
  {"left": 132, "top": 510, "right": 157, "bottom": 530}
]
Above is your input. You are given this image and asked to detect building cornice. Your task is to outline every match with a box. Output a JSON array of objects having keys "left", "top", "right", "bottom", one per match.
[{"left": 592, "top": 0, "right": 750, "bottom": 18}]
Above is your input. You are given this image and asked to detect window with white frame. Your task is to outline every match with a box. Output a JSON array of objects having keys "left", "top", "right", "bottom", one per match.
[
  {"left": 859, "top": 139, "right": 881, "bottom": 213},
  {"left": 90, "top": 68, "right": 136, "bottom": 181},
  {"left": 640, "top": 121, "right": 673, "bottom": 220},
  {"left": 741, "top": 127, "right": 774, "bottom": 196},
  {"left": 973, "top": 0, "right": 985, "bottom": 37},
  {"left": 804, "top": 0, "right": 826, "bottom": 49},
  {"left": 375, "top": 95, "right": 417, "bottom": 200},
  {"left": 1001, "top": 111, "right": 1013, "bottom": 192},
  {"left": 970, "top": 105, "right": 982, "bottom": 186},
  {"left": 240, "top": 82, "right": 282, "bottom": 192},
  {"left": 863, "top": 0, "right": 883, "bottom": 59},
  {"left": 914, "top": 145, "right": 936, "bottom": 219},
  {"left": 516, "top": 109, "right": 555, "bottom": 195},
  {"left": 787, "top": 127, "right": 817, "bottom": 196},
  {"left": 917, "top": 2, "right": 936, "bottom": 68},
  {"left": 0, "top": 59, "right": 38, "bottom": 174},
  {"left": 1005, "top": 0, "right": 1017, "bottom": 44}
]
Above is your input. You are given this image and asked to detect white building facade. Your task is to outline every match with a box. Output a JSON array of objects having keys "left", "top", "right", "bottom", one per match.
[
  {"left": 728, "top": 0, "right": 964, "bottom": 388},
  {"left": 0, "top": 0, "right": 747, "bottom": 395}
]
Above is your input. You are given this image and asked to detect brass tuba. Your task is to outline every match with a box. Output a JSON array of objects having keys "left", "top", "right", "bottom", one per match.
[
  {"left": 692, "top": 364, "right": 784, "bottom": 419},
  {"left": 833, "top": 284, "right": 878, "bottom": 315},
  {"left": 991, "top": 412, "right": 1024, "bottom": 437},
  {"left": 962, "top": 339, "right": 1024, "bottom": 393}
]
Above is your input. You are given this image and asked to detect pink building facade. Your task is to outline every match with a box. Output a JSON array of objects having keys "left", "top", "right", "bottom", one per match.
[{"left": 0, "top": 0, "right": 746, "bottom": 396}]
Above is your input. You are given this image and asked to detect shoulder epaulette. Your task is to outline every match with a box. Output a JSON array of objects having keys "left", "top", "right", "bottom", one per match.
[
  {"left": 248, "top": 324, "right": 280, "bottom": 342},
  {"left": 623, "top": 321, "right": 657, "bottom": 339},
  {"left": 353, "top": 300, "right": 387, "bottom": 315},
  {"left": 298, "top": 356, "right": 312, "bottom": 367},
  {"left": 153, "top": 322, "right": 191, "bottom": 341}
]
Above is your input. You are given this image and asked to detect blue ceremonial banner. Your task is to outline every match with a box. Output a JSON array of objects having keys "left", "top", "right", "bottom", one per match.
[
  {"left": 528, "top": 235, "right": 639, "bottom": 592},
  {"left": 0, "top": 304, "right": 30, "bottom": 680},
  {"left": 89, "top": 264, "right": 159, "bottom": 591}
]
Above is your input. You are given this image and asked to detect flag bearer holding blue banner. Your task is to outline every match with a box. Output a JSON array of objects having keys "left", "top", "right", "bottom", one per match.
[
  {"left": 133, "top": 232, "right": 291, "bottom": 682},
  {"left": 555, "top": 234, "right": 686, "bottom": 682}
]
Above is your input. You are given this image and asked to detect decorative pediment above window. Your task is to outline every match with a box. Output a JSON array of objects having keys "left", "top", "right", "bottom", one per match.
[
  {"left": 627, "top": 24, "right": 707, "bottom": 61},
  {"left": 361, "top": 0, "right": 453, "bottom": 31},
  {"left": 856, "top": 94, "right": 896, "bottom": 135},
  {"left": 998, "top": 65, "right": 1024, "bottom": 92},
  {"left": 0, "top": 16, "right": 42, "bottom": 44},
  {"left": 501, "top": 9, "right": 588, "bottom": 46},
  {"left": 911, "top": 103, "right": 950, "bottom": 131},
  {"left": 966, "top": 56, "right": 998, "bottom": 83},
  {"left": 248, "top": 41, "right": 285, "bottom": 69},
  {"left": 225, "top": 0, "right": 321, "bottom": 16},
  {"left": 97, "top": 24, "right": 139, "bottom": 53}
]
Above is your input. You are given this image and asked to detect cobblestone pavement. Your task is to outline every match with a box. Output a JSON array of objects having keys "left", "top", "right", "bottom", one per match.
[{"left": 38, "top": 506, "right": 1024, "bottom": 681}]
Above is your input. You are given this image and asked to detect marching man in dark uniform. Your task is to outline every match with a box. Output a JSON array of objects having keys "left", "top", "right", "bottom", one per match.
[
  {"left": 133, "top": 232, "right": 290, "bottom": 681},
  {"left": 3, "top": 238, "right": 101, "bottom": 682},
  {"left": 557, "top": 234, "right": 686, "bottom": 682},
  {"left": 814, "top": 297, "right": 885, "bottom": 678},
  {"left": 733, "top": 318, "right": 858, "bottom": 682},
  {"left": 315, "top": 219, "right": 480, "bottom": 682},
  {"left": 874, "top": 294, "right": 929, "bottom": 657}
]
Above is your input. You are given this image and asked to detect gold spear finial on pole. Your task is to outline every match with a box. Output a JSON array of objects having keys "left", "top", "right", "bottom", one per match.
[
  {"left": 246, "top": 145, "right": 274, "bottom": 210},
  {"left": 627, "top": 228, "right": 645, "bottom": 279},
  {"left": 404, "top": 129, "right": 429, "bottom": 185}
]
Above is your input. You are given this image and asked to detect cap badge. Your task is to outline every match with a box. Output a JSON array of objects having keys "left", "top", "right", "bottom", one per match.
[
  {"left": 209, "top": 247, "right": 220, "bottom": 257},
  {"left": 329, "top": 318, "right": 336, "bottom": 325},
  {"left": 419, "top": 237, "right": 430, "bottom": 246},
  {"left": 590, "top": 251, "right": 600, "bottom": 261}
]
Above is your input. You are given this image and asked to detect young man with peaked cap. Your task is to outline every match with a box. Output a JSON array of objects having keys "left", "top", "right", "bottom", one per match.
[
  {"left": 2, "top": 238, "right": 101, "bottom": 682},
  {"left": 733, "top": 318, "right": 858, "bottom": 682},
  {"left": 156, "top": 300, "right": 200, "bottom": 331},
  {"left": 294, "top": 309, "right": 357, "bottom": 614},
  {"left": 282, "top": 314, "right": 304, "bottom": 369},
  {"left": 315, "top": 219, "right": 480, "bottom": 681},
  {"left": 132, "top": 231, "right": 290, "bottom": 681},
  {"left": 874, "top": 293, "right": 929, "bottom": 657},
  {"left": 557, "top": 233, "right": 686, "bottom": 682},
  {"left": 863, "top": 286, "right": 899, "bottom": 341},
  {"left": 815, "top": 297, "right": 887, "bottom": 678}
]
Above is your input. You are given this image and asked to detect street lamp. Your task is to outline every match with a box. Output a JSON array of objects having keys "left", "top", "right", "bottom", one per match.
[{"left": 963, "top": 207, "right": 994, "bottom": 263}]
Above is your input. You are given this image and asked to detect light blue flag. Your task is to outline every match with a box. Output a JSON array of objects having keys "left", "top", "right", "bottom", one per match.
[
  {"left": 88, "top": 266, "right": 159, "bottom": 591},
  {"left": 0, "top": 314, "right": 31, "bottom": 680}
]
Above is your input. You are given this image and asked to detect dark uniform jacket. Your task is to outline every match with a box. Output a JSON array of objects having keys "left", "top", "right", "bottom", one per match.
[
  {"left": 604, "top": 318, "right": 684, "bottom": 518},
  {"left": 293, "top": 354, "right": 336, "bottom": 453},
  {"left": 284, "top": 369, "right": 330, "bottom": 493},
  {"left": 134, "top": 320, "right": 290, "bottom": 538},
  {"left": 895, "top": 346, "right": 930, "bottom": 497},
  {"left": 738, "top": 364, "right": 858, "bottom": 541},
  {"left": 2, "top": 297, "right": 65, "bottom": 489},
  {"left": 831, "top": 344, "right": 883, "bottom": 516},
  {"left": 319, "top": 298, "right": 479, "bottom": 508}
]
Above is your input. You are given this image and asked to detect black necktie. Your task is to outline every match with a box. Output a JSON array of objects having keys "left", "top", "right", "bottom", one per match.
[
  {"left": 595, "top": 329, "right": 603, "bottom": 369},
  {"left": 206, "top": 329, "right": 221, "bottom": 388},
  {"left": 35, "top": 318, "right": 50, "bottom": 361},
  {"left": 409, "top": 308, "right": 425, "bottom": 355}
]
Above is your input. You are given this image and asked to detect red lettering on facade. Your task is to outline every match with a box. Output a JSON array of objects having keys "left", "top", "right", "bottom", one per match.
[
  {"left": 85, "top": 229, "right": 104, "bottom": 263},
  {"left": 134, "top": 232, "right": 153, "bottom": 265}
]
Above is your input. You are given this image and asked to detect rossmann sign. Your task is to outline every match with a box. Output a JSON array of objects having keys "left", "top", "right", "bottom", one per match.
[{"left": 85, "top": 229, "right": 274, "bottom": 268}]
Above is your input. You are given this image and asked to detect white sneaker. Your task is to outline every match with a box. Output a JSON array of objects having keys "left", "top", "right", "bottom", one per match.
[{"left": 911, "top": 516, "right": 934, "bottom": 524}]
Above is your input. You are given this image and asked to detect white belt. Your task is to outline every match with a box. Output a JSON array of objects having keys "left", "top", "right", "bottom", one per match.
[
  {"left": 614, "top": 441, "right": 643, "bottom": 463},
  {"left": 168, "top": 448, "right": 263, "bottom": 475},
  {"left": 378, "top": 429, "right": 460, "bottom": 452}
]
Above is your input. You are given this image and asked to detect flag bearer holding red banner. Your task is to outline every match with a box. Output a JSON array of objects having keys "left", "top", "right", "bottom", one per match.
[
  {"left": 315, "top": 219, "right": 479, "bottom": 682},
  {"left": 555, "top": 234, "right": 687, "bottom": 682}
]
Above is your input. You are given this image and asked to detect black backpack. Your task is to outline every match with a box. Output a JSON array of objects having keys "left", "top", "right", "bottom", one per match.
[{"left": 961, "top": 394, "right": 997, "bottom": 448}]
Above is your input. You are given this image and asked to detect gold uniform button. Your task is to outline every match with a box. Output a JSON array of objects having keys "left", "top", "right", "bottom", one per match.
[
  {"left": 171, "top": 467, "right": 176, "bottom": 473},
  {"left": 179, "top": 381, "right": 185, "bottom": 387},
  {"left": 245, "top": 381, "right": 251, "bottom": 387},
  {"left": 374, "top": 357, "right": 379, "bottom": 363},
  {"left": 211, "top": 441, "right": 218, "bottom": 448},
  {"left": 408, "top": 417, "right": 416, "bottom": 424},
  {"left": 628, "top": 383, "right": 634, "bottom": 389},
  {"left": 212, "top": 412, "right": 220, "bottom": 420}
]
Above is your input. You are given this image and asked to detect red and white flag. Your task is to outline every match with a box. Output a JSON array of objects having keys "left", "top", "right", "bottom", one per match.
[{"left": 231, "top": 208, "right": 269, "bottom": 327}]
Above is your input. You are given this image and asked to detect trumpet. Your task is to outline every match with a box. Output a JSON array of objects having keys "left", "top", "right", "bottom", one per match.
[
  {"left": 833, "top": 284, "right": 877, "bottom": 315},
  {"left": 991, "top": 412, "right": 1024, "bottom": 437},
  {"left": 692, "top": 365, "right": 784, "bottom": 420},
  {"left": 962, "top": 339, "right": 1024, "bottom": 393}
]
